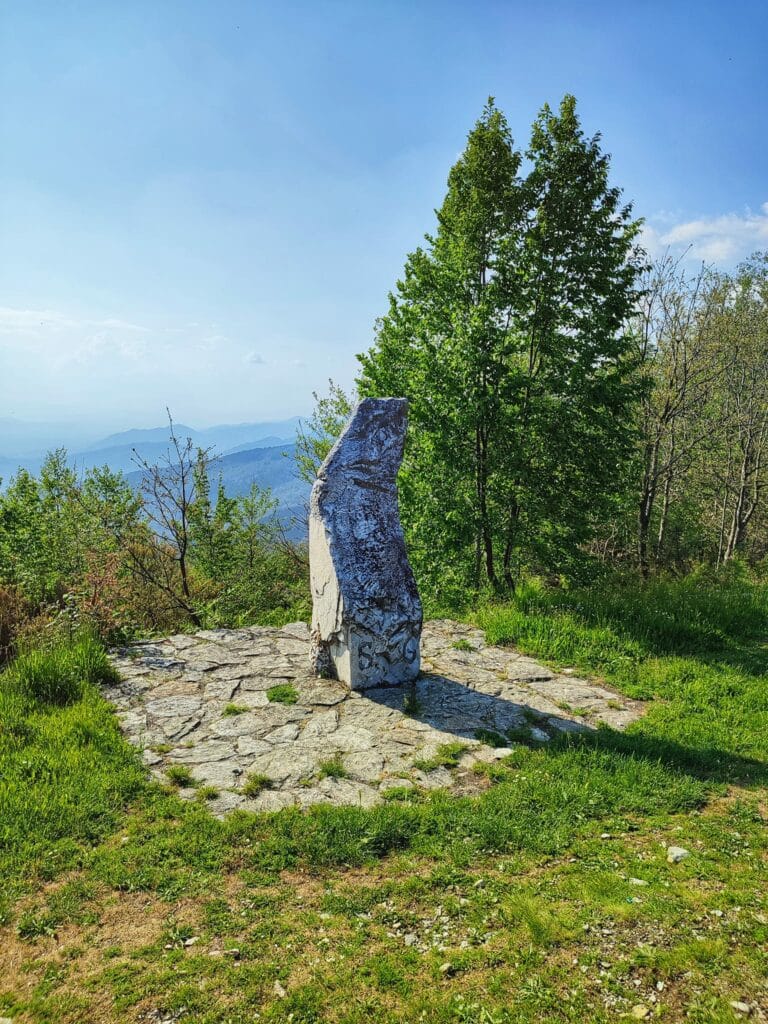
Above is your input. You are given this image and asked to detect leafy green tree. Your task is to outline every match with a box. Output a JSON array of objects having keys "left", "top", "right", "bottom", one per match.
[
  {"left": 358, "top": 100, "right": 523, "bottom": 600},
  {"left": 213, "top": 484, "right": 305, "bottom": 624},
  {"left": 188, "top": 457, "right": 239, "bottom": 581},
  {"left": 189, "top": 474, "right": 307, "bottom": 626},
  {"left": 295, "top": 380, "right": 356, "bottom": 484},
  {"left": 358, "top": 96, "right": 644, "bottom": 600},
  {"left": 0, "top": 467, "right": 48, "bottom": 601},
  {"left": 710, "top": 255, "right": 768, "bottom": 563},
  {"left": 0, "top": 452, "right": 140, "bottom": 606}
]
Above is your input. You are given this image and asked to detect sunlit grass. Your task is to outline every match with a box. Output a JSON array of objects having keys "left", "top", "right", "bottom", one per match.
[{"left": 1, "top": 574, "right": 767, "bottom": 1021}]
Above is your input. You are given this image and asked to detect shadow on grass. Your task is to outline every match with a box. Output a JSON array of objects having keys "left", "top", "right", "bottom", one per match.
[
  {"left": 365, "top": 671, "right": 768, "bottom": 790},
  {"left": 557, "top": 725, "right": 768, "bottom": 788}
]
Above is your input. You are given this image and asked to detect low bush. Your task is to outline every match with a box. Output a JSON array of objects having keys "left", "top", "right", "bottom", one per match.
[
  {"left": 4, "top": 633, "right": 118, "bottom": 707},
  {"left": 0, "top": 584, "right": 29, "bottom": 665},
  {"left": 266, "top": 683, "right": 298, "bottom": 705}
]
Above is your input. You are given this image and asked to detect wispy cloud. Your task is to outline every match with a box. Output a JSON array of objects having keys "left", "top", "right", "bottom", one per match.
[
  {"left": 0, "top": 303, "right": 318, "bottom": 426},
  {"left": 642, "top": 202, "right": 768, "bottom": 264},
  {"left": 0, "top": 306, "right": 152, "bottom": 365},
  {"left": 0, "top": 307, "right": 148, "bottom": 336}
]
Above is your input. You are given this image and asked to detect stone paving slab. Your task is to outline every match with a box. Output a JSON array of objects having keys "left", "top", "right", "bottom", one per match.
[{"left": 107, "top": 620, "right": 644, "bottom": 815}]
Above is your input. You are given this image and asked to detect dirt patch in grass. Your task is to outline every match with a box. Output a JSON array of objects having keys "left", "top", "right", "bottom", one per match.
[{"left": 0, "top": 885, "right": 204, "bottom": 1023}]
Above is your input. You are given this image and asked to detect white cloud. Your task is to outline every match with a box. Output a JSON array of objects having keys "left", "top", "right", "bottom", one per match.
[
  {"left": 642, "top": 203, "right": 768, "bottom": 264},
  {"left": 245, "top": 351, "right": 266, "bottom": 365},
  {"left": 0, "top": 306, "right": 151, "bottom": 365}
]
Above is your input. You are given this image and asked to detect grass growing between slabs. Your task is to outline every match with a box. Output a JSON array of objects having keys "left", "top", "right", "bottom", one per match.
[{"left": 1, "top": 574, "right": 767, "bottom": 1022}]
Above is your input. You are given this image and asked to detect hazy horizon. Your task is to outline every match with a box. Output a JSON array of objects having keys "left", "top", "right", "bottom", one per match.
[{"left": 0, "top": 412, "right": 305, "bottom": 460}]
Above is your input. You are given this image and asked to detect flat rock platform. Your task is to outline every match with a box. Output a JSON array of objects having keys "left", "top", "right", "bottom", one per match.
[{"left": 107, "top": 620, "right": 643, "bottom": 815}]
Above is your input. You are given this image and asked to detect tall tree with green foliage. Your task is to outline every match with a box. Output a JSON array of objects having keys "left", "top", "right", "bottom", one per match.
[{"left": 358, "top": 96, "right": 644, "bottom": 600}]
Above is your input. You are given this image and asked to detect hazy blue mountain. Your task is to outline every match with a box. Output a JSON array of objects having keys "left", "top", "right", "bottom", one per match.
[
  {"left": 0, "top": 418, "right": 306, "bottom": 493},
  {"left": 126, "top": 443, "right": 310, "bottom": 534},
  {"left": 222, "top": 436, "right": 287, "bottom": 454},
  {"left": 206, "top": 444, "right": 308, "bottom": 509},
  {"left": 86, "top": 418, "right": 302, "bottom": 454},
  {"left": 71, "top": 442, "right": 184, "bottom": 476},
  {"left": 86, "top": 425, "right": 197, "bottom": 450},
  {"left": 0, "top": 454, "right": 43, "bottom": 482}
]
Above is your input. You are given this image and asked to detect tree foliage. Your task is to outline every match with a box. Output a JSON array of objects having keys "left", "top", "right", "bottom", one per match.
[
  {"left": 358, "top": 96, "right": 644, "bottom": 600},
  {"left": 294, "top": 380, "right": 356, "bottom": 484},
  {"left": 0, "top": 426, "right": 309, "bottom": 652}
]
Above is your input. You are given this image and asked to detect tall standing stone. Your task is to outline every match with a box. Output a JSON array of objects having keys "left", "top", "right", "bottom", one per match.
[{"left": 309, "top": 397, "right": 422, "bottom": 689}]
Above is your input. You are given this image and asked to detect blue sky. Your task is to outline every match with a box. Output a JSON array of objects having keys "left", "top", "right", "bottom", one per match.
[{"left": 1, "top": 0, "right": 766, "bottom": 432}]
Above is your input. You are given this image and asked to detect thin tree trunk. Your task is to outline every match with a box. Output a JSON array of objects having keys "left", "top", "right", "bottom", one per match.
[
  {"left": 655, "top": 468, "right": 673, "bottom": 562},
  {"left": 478, "top": 423, "right": 497, "bottom": 589},
  {"left": 723, "top": 447, "right": 751, "bottom": 561},
  {"left": 638, "top": 450, "right": 659, "bottom": 580},
  {"left": 716, "top": 485, "right": 729, "bottom": 568},
  {"left": 501, "top": 496, "right": 519, "bottom": 592}
]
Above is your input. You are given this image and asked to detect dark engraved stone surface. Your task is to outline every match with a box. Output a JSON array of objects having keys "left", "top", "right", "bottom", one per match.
[{"left": 308, "top": 397, "right": 423, "bottom": 689}]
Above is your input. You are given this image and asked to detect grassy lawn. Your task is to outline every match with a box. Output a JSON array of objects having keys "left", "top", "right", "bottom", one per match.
[{"left": 1, "top": 574, "right": 767, "bottom": 1023}]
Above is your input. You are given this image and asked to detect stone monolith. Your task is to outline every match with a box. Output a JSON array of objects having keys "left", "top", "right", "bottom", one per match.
[{"left": 309, "top": 397, "right": 422, "bottom": 689}]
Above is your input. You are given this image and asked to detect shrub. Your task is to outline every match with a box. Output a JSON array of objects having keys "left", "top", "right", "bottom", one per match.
[
  {"left": 165, "top": 764, "right": 197, "bottom": 788},
  {"left": 317, "top": 753, "right": 347, "bottom": 780},
  {"left": 222, "top": 703, "right": 248, "bottom": 716},
  {"left": 5, "top": 633, "right": 118, "bottom": 707}
]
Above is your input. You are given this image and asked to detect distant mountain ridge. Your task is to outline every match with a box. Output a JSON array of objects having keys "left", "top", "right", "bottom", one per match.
[
  {"left": 86, "top": 418, "right": 302, "bottom": 454},
  {"left": 0, "top": 417, "right": 303, "bottom": 462},
  {"left": 0, "top": 420, "right": 310, "bottom": 528},
  {"left": 125, "top": 442, "right": 308, "bottom": 508},
  {"left": 125, "top": 443, "right": 310, "bottom": 540}
]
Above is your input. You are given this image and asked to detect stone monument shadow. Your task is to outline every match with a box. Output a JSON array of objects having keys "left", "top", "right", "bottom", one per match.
[{"left": 362, "top": 670, "right": 590, "bottom": 745}]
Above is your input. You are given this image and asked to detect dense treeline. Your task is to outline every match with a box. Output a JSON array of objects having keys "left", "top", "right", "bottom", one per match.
[
  {"left": 359, "top": 96, "right": 644, "bottom": 601},
  {"left": 2, "top": 96, "right": 767, "bottom": 655},
  {"left": 353, "top": 97, "right": 768, "bottom": 602},
  {"left": 630, "top": 253, "right": 768, "bottom": 574}
]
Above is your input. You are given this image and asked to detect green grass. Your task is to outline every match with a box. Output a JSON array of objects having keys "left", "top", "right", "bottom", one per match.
[
  {"left": 317, "top": 752, "right": 348, "bottom": 779},
  {"left": 413, "top": 741, "right": 468, "bottom": 772},
  {"left": 266, "top": 683, "right": 298, "bottom": 705},
  {"left": 0, "top": 634, "right": 145, "bottom": 898},
  {"left": 403, "top": 685, "right": 422, "bottom": 716},
  {"left": 474, "top": 727, "right": 510, "bottom": 748},
  {"left": 221, "top": 703, "right": 248, "bottom": 716},
  {"left": 475, "top": 569, "right": 768, "bottom": 782},
  {"left": 4, "top": 633, "right": 118, "bottom": 706},
  {"left": 164, "top": 764, "right": 197, "bottom": 788},
  {"left": 242, "top": 772, "right": 272, "bottom": 797},
  {"left": 451, "top": 638, "right": 475, "bottom": 652},
  {"left": 1, "top": 573, "right": 767, "bottom": 1022}
]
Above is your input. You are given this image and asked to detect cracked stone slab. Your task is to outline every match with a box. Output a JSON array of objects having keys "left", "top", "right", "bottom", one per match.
[{"left": 108, "top": 619, "right": 645, "bottom": 815}]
